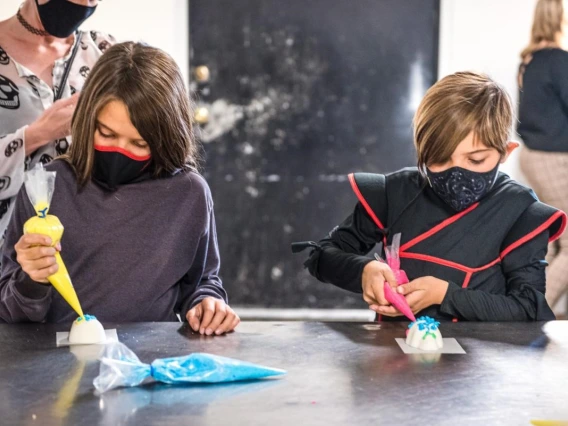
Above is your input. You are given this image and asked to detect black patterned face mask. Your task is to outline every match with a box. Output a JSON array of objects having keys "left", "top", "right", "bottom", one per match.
[{"left": 426, "top": 165, "right": 499, "bottom": 211}]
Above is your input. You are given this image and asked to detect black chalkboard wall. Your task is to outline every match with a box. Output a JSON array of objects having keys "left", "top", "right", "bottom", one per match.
[{"left": 189, "top": 0, "right": 440, "bottom": 308}]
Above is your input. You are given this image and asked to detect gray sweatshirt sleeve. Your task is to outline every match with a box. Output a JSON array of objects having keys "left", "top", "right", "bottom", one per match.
[
  {"left": 178, "top": 206, "right": 228, "bottom": 319},
  {"left": 0, "top": 186, "right": 53, "bottom": 323}
]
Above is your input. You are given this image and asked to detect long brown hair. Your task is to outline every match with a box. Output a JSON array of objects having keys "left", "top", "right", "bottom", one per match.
[
  {"left": 521, "top": 0, "right": 564, "bottom": 60},
  {"left": 65, "top": 42, "right": 199, "bottom": 186},
  {"left": 413, "top": 72, "right": 512, "bottom": 172}
]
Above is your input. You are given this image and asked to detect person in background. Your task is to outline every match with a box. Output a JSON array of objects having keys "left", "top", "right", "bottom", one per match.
[
  {"left": 518, "top": 0, "right": 568, "bottom": 312},
  {"left": 0, "top": 0, "right": 114, "bottom": 250}
]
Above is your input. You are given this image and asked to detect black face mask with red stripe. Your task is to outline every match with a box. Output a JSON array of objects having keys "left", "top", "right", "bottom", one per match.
[{"left": 92, "top": 146, "right": 151, "bottom": 191}]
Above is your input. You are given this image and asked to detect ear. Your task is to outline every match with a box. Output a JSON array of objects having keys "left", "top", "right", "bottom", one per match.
[{"left": 500, "top": 141, "right": 520, "bottom": 163}]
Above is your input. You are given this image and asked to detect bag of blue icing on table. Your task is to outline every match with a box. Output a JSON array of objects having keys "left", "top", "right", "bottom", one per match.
[{"left": 93, "top": 342, "right": 286, "bottom": 393}]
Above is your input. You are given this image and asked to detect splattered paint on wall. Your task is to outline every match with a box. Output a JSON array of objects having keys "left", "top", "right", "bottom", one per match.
[{"left": 190, "top": 0, "right": 440, "bottom": 308}]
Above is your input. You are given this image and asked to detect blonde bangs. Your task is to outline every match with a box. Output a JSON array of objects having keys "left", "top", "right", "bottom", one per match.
[{"left": 414, "top": 72, "right": 513, "bottom": 171}]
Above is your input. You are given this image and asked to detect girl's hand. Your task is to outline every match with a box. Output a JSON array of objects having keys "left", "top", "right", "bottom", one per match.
[
  {"left": 15, "top": 234, "right": 61, "bottom": 283},
  {"left": 186, "top": 297, "right": 240, "bottom": 336}
]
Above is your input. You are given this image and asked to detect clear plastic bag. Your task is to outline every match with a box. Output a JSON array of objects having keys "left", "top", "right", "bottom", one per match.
[
  {"left": 22, "top": 164, "right": 84, "bottom": 317},
  {"left": 24, "top": 163, "right": 56, "bottom": 217},
  {"left": 385, "top": 233, "right": 409, "bottom": 284},
  {"left": 93, "top": 342, "right": 286, "bottom": 393}
]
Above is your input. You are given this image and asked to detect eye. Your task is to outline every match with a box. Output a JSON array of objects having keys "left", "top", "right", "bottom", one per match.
[
  {"left": 132, "top": 140, "right": 148, "bottom": 149},
  {"left": 469, "top": 158, "right": 485, "bottom": 165},
  {"left": 97, "top": 127, "right": 115, "bottom": 139}
]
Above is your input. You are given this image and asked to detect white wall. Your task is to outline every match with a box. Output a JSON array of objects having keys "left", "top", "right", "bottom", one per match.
[
  {"left": 0, "top": 0, "right": 189, "bottom": 86},
  {"left": 439, "top": 0, "right": 537, "bottom": 180}
]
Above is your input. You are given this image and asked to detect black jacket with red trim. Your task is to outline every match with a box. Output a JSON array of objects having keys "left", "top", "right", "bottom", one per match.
[{"left": 302, "top": 168, "right": 566, "bottom": 321}]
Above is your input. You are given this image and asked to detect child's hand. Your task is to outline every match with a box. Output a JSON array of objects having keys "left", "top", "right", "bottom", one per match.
[
  {"left": 393, "top": 276, "right": 449, "bottom": 314},
  {"left": 186, "top": 297, "right": 240, "bottom": 336},
  {"left": 362, "top": 260, "right": 398, "bottom": 307},
  {"left": 15, "top": 234, "right": 61, "bottom": 284}
]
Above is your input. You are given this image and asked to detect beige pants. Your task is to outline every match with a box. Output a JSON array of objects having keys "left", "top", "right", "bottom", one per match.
[{"left": 519, "top": 147, "right": 568, "bottom": 310}]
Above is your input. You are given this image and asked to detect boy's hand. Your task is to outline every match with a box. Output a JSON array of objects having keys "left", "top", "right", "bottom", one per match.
[
  {"left": 375, "top": 276, "right": 449, "bottom": 315},
  {"left": 362, "top": 260, "right": 398, "bottom": 307}
]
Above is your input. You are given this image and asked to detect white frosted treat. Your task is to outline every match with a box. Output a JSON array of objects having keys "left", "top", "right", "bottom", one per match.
[
  {"left": 406, "top": 316, "right": 443, "bottom": 351},
  {"left": 69, "top": 315, "right": 106, "bottom": 344}
]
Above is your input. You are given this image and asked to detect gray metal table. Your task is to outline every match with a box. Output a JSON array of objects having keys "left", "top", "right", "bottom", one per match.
[{"left": 1, "top": 321, "right": 567, "bottom": 426}]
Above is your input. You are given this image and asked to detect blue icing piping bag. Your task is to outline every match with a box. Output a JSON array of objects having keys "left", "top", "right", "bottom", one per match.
[{"left": 94, "top": 342, "right": 286, "bottom": 393}]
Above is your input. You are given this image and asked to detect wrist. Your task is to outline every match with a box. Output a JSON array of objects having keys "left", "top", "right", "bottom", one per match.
[
  {"left": 435, "top": 278, "right": 449, "bottom": 304},
  {"left": 362, "top": 260, "right": 375, "bottom": 275},
  {"left": 361, "top": 260, "right": 378, "bottom": 285}
]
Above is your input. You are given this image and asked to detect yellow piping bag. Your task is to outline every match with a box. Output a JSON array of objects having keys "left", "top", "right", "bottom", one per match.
[{"left": 22, "top": 164, "right": 83, "bottom": 318}]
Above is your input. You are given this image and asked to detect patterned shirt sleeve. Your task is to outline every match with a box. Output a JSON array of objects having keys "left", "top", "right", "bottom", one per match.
[{"left": 0, "top": 128, "right": 27, "bottom": 246}]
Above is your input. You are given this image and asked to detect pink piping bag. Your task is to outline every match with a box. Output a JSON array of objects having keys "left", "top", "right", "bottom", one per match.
[{"left": 375, "top": 233, "right": 416, "bottom": 322}]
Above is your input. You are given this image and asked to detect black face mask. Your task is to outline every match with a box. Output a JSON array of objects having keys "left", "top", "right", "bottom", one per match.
[
  {"left": 426, "top": 164, "right": 500, "bottom": 212},
  {"left": 36, "top": 0, "right": 97, "bottom": 38},
  {"left": 92, "top": 146, "right": 151, "bottom": 191}
]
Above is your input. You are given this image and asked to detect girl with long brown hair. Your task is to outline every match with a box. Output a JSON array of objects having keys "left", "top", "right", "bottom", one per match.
[{"left": 0, "top": 42, "right": 239, "bottom": 335}]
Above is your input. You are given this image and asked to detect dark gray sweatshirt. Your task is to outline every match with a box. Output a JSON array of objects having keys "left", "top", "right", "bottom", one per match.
[{"left": 0, "top": 160, "right": 227, "bottom": 323}]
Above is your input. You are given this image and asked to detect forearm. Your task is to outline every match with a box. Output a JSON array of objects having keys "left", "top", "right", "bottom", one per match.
[
  {"left": 306, "top": 245, "right": 373, "bottom": 293},
  {"left": 0, "top": 269, "right": 52, "bottom": 323},
  {"left": 439, "top": 280, "right": 553, "bottom": 321}
]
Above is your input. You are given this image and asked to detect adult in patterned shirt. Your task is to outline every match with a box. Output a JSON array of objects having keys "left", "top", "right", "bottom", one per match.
[{"left": 0, "top": 0, "right": 115, "bottom": 250}]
